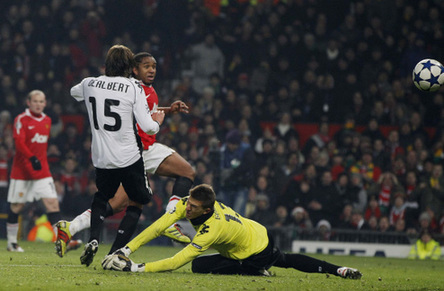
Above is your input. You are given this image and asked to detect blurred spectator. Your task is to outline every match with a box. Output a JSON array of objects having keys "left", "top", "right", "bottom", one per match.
[
  {"left": 316, "top": 219, "right": 332, "bottom": 241},
  {"left": 274, "top": 205, "right": 291, "bottom": 227},
  {"left": 273, "top": 112, "right": 299, "bottom": 143},
  {"left": 389, "top": 193, "right": 407, "bottom": 226},
  {"left": 80, "top": 11, "right": 106, "bottom": 65},
  {"left": 290, "top": 206, "right": 313, "bottom": 234},
  {"left": 217, "top": 129, "right": 255, "bottom": 216},
  {"left": 367, "top": 215, "right": 379, "bottom": 232},
  {"left": 337, "top": 204, "right": 353, "bottom": 229},
  {"left": 365, "top": 195, "right": 382, "bottom": 221},
  {"left": 303, "top": 121, "right": 330, "bottom": 157},
  {"left": 368, "top": 172, "right": 404, "bottom": 215},
  {"left": 378, "top": 216, "right": 394, "bottom": 233},
  {"left": 307, "top": 170, "right": 342, "bottom": 225},
  {"left": 347, "top": 173, "right": 368, "bottom": 213},
  {"left": 186, "top": 33, "right": 224, "bottom": 94},
  {"left": 408, "top": 229, "right": 441, "bottom": 260},
  {"left": 250, "top": 194, "right": 276, "bottom": 227},
  {"left": 349, "top": 150, "right": 382, "bottom": 189},
  {"left": 372, "top": 138, "right": 391, "bottom": 171},
  {"left": 361, "top": 118, "right": 385, "bottom": 143},
  {"left": 421, "top": 164, "right": 444, "bottom": 223},
  {"left": 348, "top": 209, "right": 370, "bottom": 231},
  {"left": 403, "top": 171, "right": 422, "bottom": 229}
]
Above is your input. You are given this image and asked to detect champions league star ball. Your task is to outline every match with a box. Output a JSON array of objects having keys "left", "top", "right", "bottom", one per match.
[{"left": 412, "top": 58, "right": 444, "bottom": 92}]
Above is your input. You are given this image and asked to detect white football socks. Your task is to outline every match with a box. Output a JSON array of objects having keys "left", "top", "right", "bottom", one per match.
[
  {"left": 6, "top": 223, "right": 19, "bottom": 245},
  {"left": 69, "top": 209, "right": 91, "bottom": 235}
]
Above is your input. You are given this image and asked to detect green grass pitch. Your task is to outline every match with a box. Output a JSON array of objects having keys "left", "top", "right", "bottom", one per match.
[{"left": 1, "top": 240, "right": 443, "bottom": 290}]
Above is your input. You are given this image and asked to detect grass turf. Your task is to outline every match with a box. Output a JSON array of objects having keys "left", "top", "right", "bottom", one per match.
[{"left": 0, "top": 240, "right": 443, "bottom": 290}]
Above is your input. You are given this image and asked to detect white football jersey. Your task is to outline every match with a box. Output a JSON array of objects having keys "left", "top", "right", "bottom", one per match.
[{"left": 71, "top": 76, "right": 159, "bottom": 169}]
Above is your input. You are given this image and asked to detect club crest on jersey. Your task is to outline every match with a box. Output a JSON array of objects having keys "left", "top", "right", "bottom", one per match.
[
  {"left": 31, "top": 133, "right": 48, "bottom": 143},
  {"left": 199, "top": 224, "right": 209, "bottom": 235}
]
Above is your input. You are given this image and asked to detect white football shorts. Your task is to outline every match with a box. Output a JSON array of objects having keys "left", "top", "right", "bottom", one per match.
[
  {"left": 142, "top": 142, "right": 175, "bottom": 174},
  {"left": 7, "top": 177, "right": 57, "bottom": 203}
]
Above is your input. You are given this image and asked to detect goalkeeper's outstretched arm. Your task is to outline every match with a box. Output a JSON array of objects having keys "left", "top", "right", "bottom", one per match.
[{"left": 127, "top": 209, "right": 183, "bottom": 252}]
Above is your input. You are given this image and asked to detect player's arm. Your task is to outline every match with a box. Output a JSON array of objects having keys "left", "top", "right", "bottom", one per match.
[
  {"left": 70, "top": 81, "right": 85, "bottom": 102},
  {"left": 133, "top": 88, "right": 163, "bottom": 134},
  {"left": 127, "top": 211, "right": 179, "bottom": 251},
  {"left": 126, "top": 198, "right": 187, "bottom": 252},
  {"left": 13, "top": 120, "right": 34, "bottom": 159},
  {"left": 143, "top": 242, "right": 205, "bottom": 272},
  {"left": 158, "top": 100, "right": 189, "bottom": 114}
]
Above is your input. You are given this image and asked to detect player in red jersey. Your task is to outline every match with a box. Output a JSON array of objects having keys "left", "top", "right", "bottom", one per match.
[
  {"left": 6, "top": 90, "right": 62, "bottom": 252},
  {"left": 56, "top": 52, "right": 196, "bottom": 257}
]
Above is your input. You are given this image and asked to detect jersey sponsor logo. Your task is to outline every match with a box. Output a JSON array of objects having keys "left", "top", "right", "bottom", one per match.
[
  {"left": 199, "top": 224, "right": 209, "bottom": 235},
  {"left": 191, "top": 242, "right": 202, "bottom": 250},
  {"left": 31, "top": 133, "right": 48, "bottom": 143}
]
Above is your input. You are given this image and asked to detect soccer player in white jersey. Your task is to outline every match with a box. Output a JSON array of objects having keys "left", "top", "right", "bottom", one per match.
[
  {"left": 55, "top": 52, "right": 195, "bottom": 258},
  {"left": 6, "top": 90, "right": 63, "bottom": 252},
  {"left": 70, "top": 45, "right": 165, "bottom": 267},
  {"left": 102, "top": 184, "right": 362, "bottom": 279}
]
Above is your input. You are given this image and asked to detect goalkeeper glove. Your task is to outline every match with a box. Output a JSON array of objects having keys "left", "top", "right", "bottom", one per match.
[
  {"left": 29, "top": 156, "right": 42, "bottom": 170},
  {"left": 102, "top": 254, "right": 145, "bottom": 272}
]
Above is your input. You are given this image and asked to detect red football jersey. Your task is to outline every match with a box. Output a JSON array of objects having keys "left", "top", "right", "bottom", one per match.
[
  {"left": 11, "top": 109, "right": 52, "bottom": 180},
  {"left": 137, "top": 84, "right": 158, "bottom": 150}
]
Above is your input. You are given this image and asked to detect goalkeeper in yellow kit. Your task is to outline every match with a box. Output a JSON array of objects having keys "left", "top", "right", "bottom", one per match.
[{"left": 102, "top": 184, "right": 362, "bottom": 279}]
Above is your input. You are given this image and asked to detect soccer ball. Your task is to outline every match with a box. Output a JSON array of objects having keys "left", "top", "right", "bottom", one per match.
[{"left": 412, "top": 58, "right": 444, "bottom": 92}]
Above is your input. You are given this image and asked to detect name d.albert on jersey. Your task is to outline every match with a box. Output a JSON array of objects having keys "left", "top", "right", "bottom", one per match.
[{"left": 87, "top": 79, "right": 130, "bottom": 93}]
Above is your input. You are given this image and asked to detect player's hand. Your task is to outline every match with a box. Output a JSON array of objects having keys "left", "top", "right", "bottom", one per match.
[
  {"left": 152, "top": 110, "right": 165, "bottom": 125},
  {"left": 170, "top": 101, "right": 189, "bottom": 114},
  {"left": 29, "top": 156, "right": 42, "bottom": 171},
  {"left": 101, "top": 254, "right": 145, "bottom": 272}
]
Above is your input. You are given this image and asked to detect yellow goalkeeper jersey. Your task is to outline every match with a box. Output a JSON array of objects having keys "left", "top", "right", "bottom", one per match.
[{"left": 127, "top": 196, "right": 269, "bottom": 272}]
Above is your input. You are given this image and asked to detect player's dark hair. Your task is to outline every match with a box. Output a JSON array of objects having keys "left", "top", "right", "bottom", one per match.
[
  {"left": 134, "top": 52, "right": 153, "bottom": 65},
  {"left": 189, "top": 184, "right": 216, "bottom": 210},
  {"left": 105, "top": 45, "right": 135, "bottom": 77}
]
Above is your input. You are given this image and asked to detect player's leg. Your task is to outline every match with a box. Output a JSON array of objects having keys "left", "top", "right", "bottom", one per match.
[
  {"left": 80, "top": 168, "right": 120, "bottom": 266},
  {"left": 56, "top": 185, "right": 130, "bottom": 257},
  {"left": 108, "top": 201, "right": 142, "bottom": 254},
  {"left": 191, "top": 253, "right": 242, "bottom": 274},
  {"left": 6, "top": 179, "right": 29, "bottom": 252},
  {"left": 6, "top": 202, "right": 25, "bottom": 252},
  {"left": 108, "top": 157, "right": 152, "bottom": 255},
  {"left": 273, "top": 252, "right": 362, "bottom": 279},
  {"left": 246, "top": 233, "right": 362, "bottom": 279},
  {"left": 152, "top": 149, "right": 195, "bottom": 243}
]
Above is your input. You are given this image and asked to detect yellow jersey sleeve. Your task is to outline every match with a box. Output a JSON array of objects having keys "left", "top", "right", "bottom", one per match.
[{"left": 127, "top": 197, "right": 187, "bottom": 252}]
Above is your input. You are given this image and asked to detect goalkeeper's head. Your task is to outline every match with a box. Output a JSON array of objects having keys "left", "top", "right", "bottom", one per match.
[{"left": 186, "top": 184, "right": 216, "bottom": 220}]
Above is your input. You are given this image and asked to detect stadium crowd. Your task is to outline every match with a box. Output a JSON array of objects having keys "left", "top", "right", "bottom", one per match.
[{"left": 1, "top": 0, "right": 444, "bottom": 246}]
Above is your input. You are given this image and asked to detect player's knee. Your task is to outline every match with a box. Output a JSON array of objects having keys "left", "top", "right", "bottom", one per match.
[
  {"left": 173, "top": 177, "right": 194, "bottom": 197},
  {"left": 125, "top": 205, "right": 142, "bottom": 219},
  {"left": 9, "top": 203, "right": 24, "bottom": 215},
  {"left": 42, "top": 198, "right": 60, "bottom": 212},
  {"left": 185, "top": 164, "right": 196, "bottom": 181},
  {"left": 191, "top": 259, "right": 207, "bottom": 274}
]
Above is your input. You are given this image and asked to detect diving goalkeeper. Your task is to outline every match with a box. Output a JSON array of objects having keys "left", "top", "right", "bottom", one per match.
[{"left": 102, "top": 184, "right": 362, "bottom": 279}]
